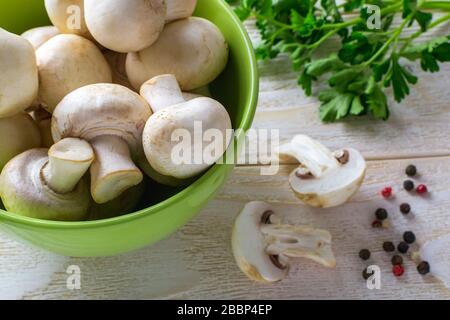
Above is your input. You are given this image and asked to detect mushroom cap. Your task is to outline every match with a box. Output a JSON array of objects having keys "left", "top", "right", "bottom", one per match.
[
  {"left": 288, "top": 148, "right": 366, "bottom": 208},
  {"left": 232, "top": 201, "right": 289, "bottom": 283},
  {"left": 21, "top": 26, "right": 59, "bottom": 49},
  {"left": 0, "top": 113, "right": 41, "bottom": 170},
  {"left": 165, "top": 0, "right": 197, "bottom": 22},
  {"left": 36, "top": 34, "right": 112, "bottom": 113},
  {"left": 126, "top": 17, "right": 229, "bottom": 91},
  {"left": 44, "top": 0, "right": 93, "bottom": 40},
  {"left": 84, "top": 0, "right": 166, "bottom": 53},
  {"left": 0, "top": 149, "right": 90, "bottom": 221},
  {"left": 142, "top": 97, "right": 232, "bottom": 179},
  {"left": 52, "top": 83, "right": 152, "bottom": 158},
  {"left": 137, "top": 155, "right": 193, "bottom": 187},
  {"left": 103, "top": 51, "right": 135, "bottom": 91},
  {"left": 0, "top": 28, "right": 39, "bottom": 118}
]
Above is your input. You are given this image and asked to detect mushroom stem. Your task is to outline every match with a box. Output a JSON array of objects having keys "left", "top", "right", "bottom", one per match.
[
  {"left": 279, "top": 135, "right": 339, "bottom": 178},
  {"left": 261, "top": 224, "right": 337, "bottom": 268},
  {"left": 90, "top": 135, "right": 143, "bottom": 204},
  {"left": 42, "top": 138, "right": 94, "bottom": 194},
  {"left": 140, "top": 74, "right": 185, "bottom": 113}
]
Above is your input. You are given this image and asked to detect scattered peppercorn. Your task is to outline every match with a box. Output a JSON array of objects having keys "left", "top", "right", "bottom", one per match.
[
  {"left": 403, "top": 231, "right": 416, "bottom": 244},
  {"left": 381, "top": 187, "right": 393, "bottom": 198},
  {"left": 393, "top": 265, "right": 405, "bottom": 277},
  {"left": 391, "top": 255, "right": 403, "bottom": 266},
  {"left": 417, "top": 261, "right": 431, "bottom": 275},
  {"left": 400, "top": 203, "right": 411, "bottom": 214},
  {"left": 362, "top": 268, "right": 374, "bottom": 280},
  {"left": 372, "top": 220, "right": 382, "bottom": 228},
  {"left": 405, "top": 165, "right": 417, "bottom": 177},
  {"left": 416, "top": 184, "right": 428, "bottom": 194},
  {"left": 359, "top": 249, "right": 371, "bottom": 261},
  {"left": 383, "top": 241, "right": 395, "bottom": 252},
  {"left": 398, "top": 242, "right": 410, "bottom": 254},
  {"left": 375, "top": 208, "right": 388, "bottom": 220},
  {"left": 403, "top": 180, "right": 415, "bottom": 191}
]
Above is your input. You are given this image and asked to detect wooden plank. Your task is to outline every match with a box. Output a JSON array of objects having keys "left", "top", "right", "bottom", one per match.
[{"left": 2, "top": 156, "right": 449, "bottom": 299}]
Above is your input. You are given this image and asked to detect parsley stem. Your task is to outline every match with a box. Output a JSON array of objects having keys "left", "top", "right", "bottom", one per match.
[{"left": 421, "top": 1, "right": 450, "bottom": 11}]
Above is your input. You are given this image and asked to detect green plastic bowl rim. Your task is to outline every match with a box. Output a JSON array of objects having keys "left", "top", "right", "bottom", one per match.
[{"left": 0, "top": 0, "right": 259, "bottom": 229}]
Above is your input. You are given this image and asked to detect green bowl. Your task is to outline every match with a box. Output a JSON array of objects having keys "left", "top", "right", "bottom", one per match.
[{"left": 0, "top": 0, "right": 258, "bottom": 257}]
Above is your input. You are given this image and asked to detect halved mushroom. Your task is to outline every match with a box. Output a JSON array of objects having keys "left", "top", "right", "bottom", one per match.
[
  {"left": 52, "top": 83, "right": 152, "bottom": 204},
  {"left": 232, "top": 201, "right": 336, "bottom": 283},
  {"left": 0, "top": 28, "right": 39, "bottom": 118},
  {"left": 279, "top": 135, "right": 366, "bottom": 208},
  {"left": 0, "top": 113, "right": 41, "bottom": 171},
  {"left": 36, "top": 34, "right": 112, "bottom": 113},
  {"left": 44, "top": 0, "right": 93, "bottom": 40},
  {"left": 126, "top": 17, "right": 229, "bottom": 91},
  {"left": 0, "top": 138, "right": 93, "bottom": 221},
  {"left": 21, "top": 26, "right": 59, "bottom": 49},
  {"left": 84, "top": 0, "right": 197, "bottom": 53},
  {"left": 140, "top": 74, "right": 232, "bottom": 182}
]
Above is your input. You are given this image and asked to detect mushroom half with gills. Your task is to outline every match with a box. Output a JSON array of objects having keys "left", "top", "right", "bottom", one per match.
[
  {"left": 279, "top": 135, "right": 366, "bottom": 208},
  {"left": 232, "top": 201, "right": 336, "bottom": 283},
  {"left": 140, "top": 74, "right": 232, "bottom": 183},
  {"left": 52, "top": 83, "right": 152, "bottom": 204},
  {"left": 0, "top": 138, "right": 93, "bottom": 221}
]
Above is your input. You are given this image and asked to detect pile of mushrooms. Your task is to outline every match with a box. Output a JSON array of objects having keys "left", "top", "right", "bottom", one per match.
[{"left": 0, "top": 0, "right": 232, "bottom": 221}]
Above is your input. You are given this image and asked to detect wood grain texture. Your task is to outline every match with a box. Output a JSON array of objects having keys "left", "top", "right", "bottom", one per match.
[{"left": 1, "top": 157, "right": 450, "bottom": 300}]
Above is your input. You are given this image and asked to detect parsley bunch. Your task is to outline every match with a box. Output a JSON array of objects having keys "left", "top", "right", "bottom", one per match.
[{"left": 227, "top": 0, "right": 450, "bottom": 122}]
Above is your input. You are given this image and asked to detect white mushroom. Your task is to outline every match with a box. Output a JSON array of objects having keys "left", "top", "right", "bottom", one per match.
[
  {"left": 44, "top": 0, "right": 93, "bottom": 40},
  {"left": 165, "top": 0, "right": 197, "bottom": 22},
  {"left": 232, "top": 201, "right": 336, "bottom": 283},
  {"left": 126, "top": 17, "right": 229, "bottom": 91},
  {"left": 103, "top": 51, "right": 134, "bottom": 91},
  {"left": 52, "top": 83, "right": 152, "bottom": 204},
  {"left": 279, "top": 135, "right": 366, "bottom": 208},
  {"left": 0, "top": 28, "right": 39, "bottom": 118},
  {"left": 140, "top": 75, "right": 232, "bottom": 181},
  {"left": 0, "top": 113, "right": 41, "bottom": 170},
  {"left": 30, "top": 108, "right": 54, "bottom": 148},
  {"left": 21, "top": 26, "right": 60, "bottom": 49},
  {"left": 36, "top": 34, "right": 112, "bottom": 113},
  {"left": 0, "top": 138, "right": 93, "bottom": 221}
]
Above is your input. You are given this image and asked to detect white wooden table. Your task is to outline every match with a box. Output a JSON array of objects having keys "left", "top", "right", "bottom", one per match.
[{"left": 1, "top": 20, "right": 450, "bottom": 300}]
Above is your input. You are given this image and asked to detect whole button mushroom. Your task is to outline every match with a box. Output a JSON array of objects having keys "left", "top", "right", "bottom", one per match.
[
  {"left": 279, "top": 135, "right": 366, "bottom": 208},
  {"left": 44, "top": 0, "right": 93, "bottom": 40},
  {"left": 126, "top": 17, "right": 229, "bottom": 91},
  {"left": 21, "top": 26, "right": 59, "bottom": 49},
  {"left": 165, "top": 0, "right": 197, "bottom": 22},
  {"left": 36, "top": 34, "right": 112, "bottom": 113},
  {"left": 140, "top": 74, "right": 232, "bottom": 182},
  {"left": 232, "top": 201, "right": 336, "bottom": 283},
  {"left": 52, "top": 83, "right": 152, "bottom": 204},
  {"left": 0, "top": 28, "right": 39, "bottom": 118},
  {"left": 0, "top": 114, "right": 41, "bottom": 171},
  {"left": 0, "top": 138, "right": 94, "bottom": 221}
]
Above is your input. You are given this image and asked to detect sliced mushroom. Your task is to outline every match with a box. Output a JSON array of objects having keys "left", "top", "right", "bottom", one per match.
[
  {"left": 21, "top": 26, "right": 59, "bottom": 49},
  {"left": 140, "top": 75, "right": 232, "bottom": 181},
  {"left": 52, "top": 83, "right": 152, "bottom": 204},
  {"left": 0, "top": 28, "right": 39, "bottom": 118},
  {"left": 103, "top": 51, "right": 134, "bottom": 91},
  {"left": 232, "top": 201, "right": 336, "bottom": 283},
  {"left": 279, "top": 135, "right": 366, "bottom": 208},
  {"left": 0, "top": 138, "right": 93, "bottom": 221},
  {"left": 36, "top": 34, "right": 112, "bottom": 113},
  {"left": 0, "top": 113, "right": 41, "bottom": 170},
  {"left": 126, "top": 17, "right": 229, "bottom": 91},
  {"left": 44, "top": 0, "right": 93, "bottom": 40}
]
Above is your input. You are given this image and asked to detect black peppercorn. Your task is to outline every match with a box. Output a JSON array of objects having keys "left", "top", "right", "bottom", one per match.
[
  {"left": 400, "top": 203, "right": 411, "bottom": 214},
  {"left": 383, "top": 241, "right": 395, "bottom": 252},
  {"left": 406, "top": 165, "right": 417, "bottom": 177},
  {"left": 403, "top": 231, "right": 416, "bottom": 244},
  {"left": 359, "top": 249, "right": 371, "bottom": 261},
  {"left": 391, "top": 255, "right": 403, "bottom": 266},
  {"left": 403, "top": 180, "right": 415, "bottom": 191},
  {"left": 417, "top": 261, "right": 430, "bottom": 275},
  {"left": 375, "top": 208, "right": 388, "bottom": 220},
  {"left": 362, "top": 268, "right": 374, "bottom": 280},
  {"left": 398, "top": 241, "right": 410, "bottom": 254}
]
